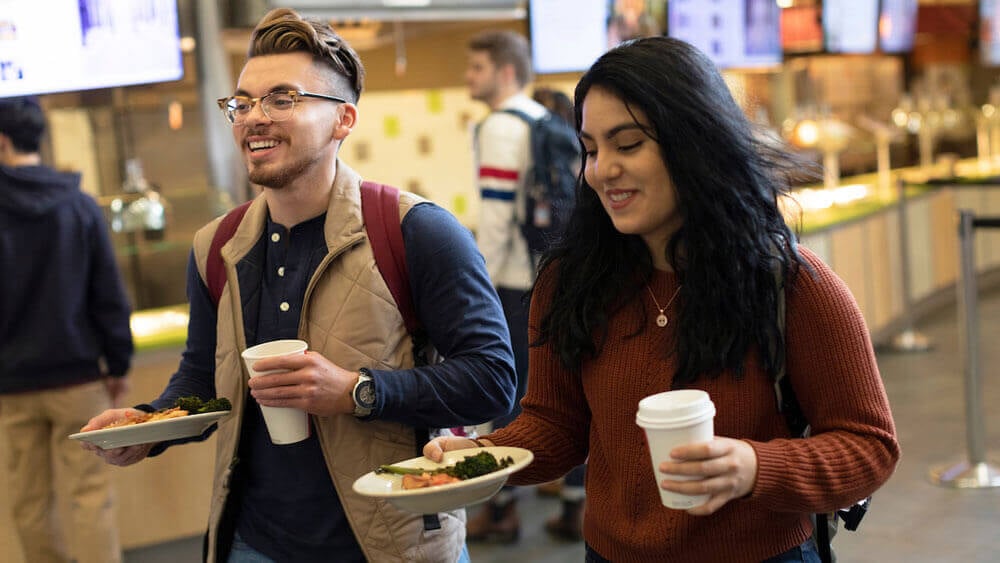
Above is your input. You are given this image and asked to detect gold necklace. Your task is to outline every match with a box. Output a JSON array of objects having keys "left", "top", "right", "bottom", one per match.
[{"left": 645, "top": 285, "right": 681, "bottom": 327}]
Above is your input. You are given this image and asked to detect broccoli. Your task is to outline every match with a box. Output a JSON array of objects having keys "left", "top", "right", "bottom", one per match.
[
  {"left": 198, "top": 397, "right": 232, "bottom": 413},
  {"left": 173, "top": 396, "right": 204, "bottom": 413},
  {"left": 376, "top": 451, "right": 515, "bottom": 480},
  {"left": 173, "top": 396, "right": 232, "bottom": 414}
]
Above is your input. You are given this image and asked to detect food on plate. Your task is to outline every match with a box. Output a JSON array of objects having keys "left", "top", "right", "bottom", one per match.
[
  {"left": 98, "top": 396, "right": 232, "bottom": 430},
  {"left": 101, "top": 407, "right": 187, "bottom": 429},
  {"left": 173, "top": 395, "right": 233, "bottom": 414},
  {"left": 401, "top": 473, "right": 461, "bottom": 489},
  {"left": 376, "top": 451, "right": 516, "bottom": 489}
]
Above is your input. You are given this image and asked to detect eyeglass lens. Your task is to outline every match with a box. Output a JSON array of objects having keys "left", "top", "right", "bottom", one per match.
[{"left": 225, "top": 92, "right": 297, "bottom": 123}]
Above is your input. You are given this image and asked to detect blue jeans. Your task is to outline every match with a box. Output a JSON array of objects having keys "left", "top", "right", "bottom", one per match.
[
  {"left": 228, "top": 532, "right": 472, "bottom": 563},
  {"left": 228, "top": 532, "right": 275, "bottom": 563},
  {"left": 762, "top": 538, "right": 822, "bottom": 563},
  {"left": 585, "top": 539, "right": 821, "bottom": 563}
]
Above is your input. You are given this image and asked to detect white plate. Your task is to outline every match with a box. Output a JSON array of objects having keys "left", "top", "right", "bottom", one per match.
[
  {"left": 352, "top": 446, "right": 533, "bottom": 514},
  {"left": 68, "top": 410, "right": 230, "bottom": 449}
]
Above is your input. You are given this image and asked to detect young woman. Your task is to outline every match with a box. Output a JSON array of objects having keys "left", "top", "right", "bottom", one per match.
[{"left": 426, "top": 37, "right": 900, "bottom": 562}]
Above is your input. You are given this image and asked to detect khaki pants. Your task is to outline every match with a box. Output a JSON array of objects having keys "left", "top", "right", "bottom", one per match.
[{"left": 0, "top": 381, "right": 121, "bottom": 563}]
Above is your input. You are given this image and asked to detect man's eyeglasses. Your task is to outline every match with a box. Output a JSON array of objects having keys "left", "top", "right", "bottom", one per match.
[{"left": 216, "top": 90, "right": 348, "bottom": 124}]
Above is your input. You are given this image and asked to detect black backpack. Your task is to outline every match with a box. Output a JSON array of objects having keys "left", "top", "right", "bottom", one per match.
[
  {"left": 773, "top": 265, "right": 870, "bottom": 563},
  {"left": 500, "top": 108, "right": 580, "bottom": 255}
]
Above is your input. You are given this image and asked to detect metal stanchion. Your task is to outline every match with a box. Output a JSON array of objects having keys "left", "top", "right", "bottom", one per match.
[
  {"left": 929, "top": 210, "right": 1000, "bottom": 488},
  {"left": 886, "top": 179, "right": 932, "bottom": 352}
]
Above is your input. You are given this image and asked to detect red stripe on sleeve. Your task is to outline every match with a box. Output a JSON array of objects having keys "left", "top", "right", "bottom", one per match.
[{"left": 479, "top": 166, "right": 520, "bottom": 181}]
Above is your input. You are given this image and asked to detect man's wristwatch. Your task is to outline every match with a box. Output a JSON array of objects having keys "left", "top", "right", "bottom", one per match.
[{"left": 352, "top": 368, "right": 376, "bottom": 418}]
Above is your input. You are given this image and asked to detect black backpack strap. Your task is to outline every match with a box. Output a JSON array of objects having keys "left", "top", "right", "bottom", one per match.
[
  {"left": 499, "top": 107, "right": 535, "bottom": 124},
  {"left": 772, "top": 259, "right": 809, "bottom": 438},
  {"left": 816, "top": 513, "right": 833, "bottom": 563},
  {"left": 772, "top": 258, "right": 831, "bottom": 563}
]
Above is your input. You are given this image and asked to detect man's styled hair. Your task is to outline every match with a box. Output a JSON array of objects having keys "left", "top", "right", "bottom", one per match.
[
  {"left": 468, "top": 30, "right": 533, "bottom": 88},
  {"left": 0, "top": 97, "right": 45, "bottom": 153},
  {"left": 248, "top": 8, "right": 365, "bottom": 103}
]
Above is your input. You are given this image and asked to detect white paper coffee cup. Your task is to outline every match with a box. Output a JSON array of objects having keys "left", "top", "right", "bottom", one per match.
[
  {"left": 636, "top": 389, "right": 716, "bottom": 509},
  {"left": 241, "top": 339, "right": 310, "bottom": 445}
]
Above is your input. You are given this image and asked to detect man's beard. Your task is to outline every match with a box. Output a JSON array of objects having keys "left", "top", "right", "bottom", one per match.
[
  {"left": 248, "top": 167, "right": 291, "bottom": 189},
  {"left": 471, "top": 82, "right": 497, "bottom": 104},
  {"left": 247, "top": 155, "right": 314, "bottom": 189}
]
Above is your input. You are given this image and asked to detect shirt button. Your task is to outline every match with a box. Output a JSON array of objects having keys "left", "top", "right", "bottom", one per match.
[
  {"left": 277, "top": 266, "right": 285, "bottom": 277},
  {"left": 279, "top": 302, "right": 290, "bottom": 312},
  {"left": 271, "top": 233, "right": 280, "bottom": 242}
]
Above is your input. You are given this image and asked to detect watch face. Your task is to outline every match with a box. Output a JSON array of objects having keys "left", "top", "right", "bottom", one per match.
[{"left": 356, "top": 380, "right": 376, "bottom": 408}]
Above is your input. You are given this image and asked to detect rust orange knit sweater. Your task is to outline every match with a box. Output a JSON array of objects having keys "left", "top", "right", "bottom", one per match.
[{"left": 486, "top": 247, "right": 899, "bottom": 563}]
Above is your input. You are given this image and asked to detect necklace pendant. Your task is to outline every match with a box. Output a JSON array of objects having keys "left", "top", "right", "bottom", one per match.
[{"left": 656, "top": 313, "right": 669, "bottom": 327}]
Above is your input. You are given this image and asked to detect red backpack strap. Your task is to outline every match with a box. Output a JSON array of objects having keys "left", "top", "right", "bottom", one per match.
[
  {"left": 361, "top": 182, "right": 457, "bottom": 459},
  {"left": 206, "top": 201, "right": 252, "bottom": 308},
  {"left": 360, "top": 181, "right": 421, "bottom": 334}
]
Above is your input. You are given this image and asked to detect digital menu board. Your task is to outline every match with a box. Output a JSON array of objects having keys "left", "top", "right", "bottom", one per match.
[
  {"left": 823, "top": 0, "right": 879, "bottom": 54},
  {"left": 0, "top": 0, "right": 183, "bottom": 98},
  {"left": 879, "top": 0, "right": 919, "bottom": 53},
  {"left": 982, "top": 0, "right": 1000, "bottom": 65},
  {"left": 529, "top": 0, "right": 609, "bottom": 74},
  {"left": 668, "top": 0, "right": 782, "bottom": 69}
]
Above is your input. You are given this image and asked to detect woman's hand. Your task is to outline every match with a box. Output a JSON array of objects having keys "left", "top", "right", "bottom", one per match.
[
  {"left": 656, "top": 437, "right": 758, "bottom": 516},
  {"left": 423, "top": 436, "right": 488, "bottom": 462}
]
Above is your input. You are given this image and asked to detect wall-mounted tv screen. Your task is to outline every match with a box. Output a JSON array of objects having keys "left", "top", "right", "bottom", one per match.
[
  {"left": 0, "top": 0, "right": 183, "bottom": 98},
  {"left": 529, "top": 0, "right": 609, "bottom": 74},
  {"left": 667, "top": 0, "right": 782, "bottom": 69},
  {"left": 823, "top": 0, "right": 879, "bottom": 54},
  {"left": 880, "top": 0, "right": 919, "bottom": 53},
  {"left": 606, "top": 0, "right": 665, "bottom": 47},
  {"left": 781, "top": 5, "right": 823, "bottom": 54},
  {"left": 982, "top": 0, "right": 1000, "bottom": 65}
]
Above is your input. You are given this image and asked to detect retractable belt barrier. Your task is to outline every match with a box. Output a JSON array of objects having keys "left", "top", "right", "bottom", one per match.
[
  {"left": 886, "top": 179, "right": 933, "bottom": 352},
  {"left": 929, "top": 210, "right": 1000, "bottom": 488}
]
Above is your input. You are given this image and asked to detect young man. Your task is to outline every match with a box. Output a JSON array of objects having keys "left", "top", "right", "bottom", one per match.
[
  {"left": 81, "top": 8, "right": 515, "bottom": 563},
  {"left": 0, "top": 96, "right": 134, "bottom": 563},
  {"left": 464, "top": 29, "right": 547, "bottom": 543}
]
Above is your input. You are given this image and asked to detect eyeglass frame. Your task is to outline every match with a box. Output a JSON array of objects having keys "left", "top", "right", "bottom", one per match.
[{"left": 215, "top": 90, "right": 348, "bottom": 124}]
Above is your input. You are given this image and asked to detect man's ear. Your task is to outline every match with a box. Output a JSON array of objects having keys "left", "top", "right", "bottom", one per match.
[
  {"left": 500, "top": 62, "right": 518, "bottom": 86},
  {"left": 332, "top": 103, "right": 358, "bottom": 141}
]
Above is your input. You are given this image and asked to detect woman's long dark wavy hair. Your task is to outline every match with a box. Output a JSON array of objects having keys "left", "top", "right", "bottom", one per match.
[{"left": 534, "top": 37, "right": 815, "bottom": 386}]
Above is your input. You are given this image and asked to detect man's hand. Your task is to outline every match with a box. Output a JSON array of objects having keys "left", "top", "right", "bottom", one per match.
[
  {"left": 246, "top": 350, "right": 357, "bottom": 416},
  {"left": 78, "top": 407, "right": 155, "bottom": 466},
  {"left": 655, "top": 437, "right": 759, "bottom": 516}
]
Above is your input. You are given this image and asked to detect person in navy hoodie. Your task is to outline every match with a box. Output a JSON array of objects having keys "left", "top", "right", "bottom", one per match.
[{"left": 0, "top": 95, "right": 134, "bottom": 563}]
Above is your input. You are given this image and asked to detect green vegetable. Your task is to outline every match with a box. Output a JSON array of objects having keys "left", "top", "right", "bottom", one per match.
[
  {"left": 173, "top": 396, "right": 232, "bottom": 414},
  {"left": 376, "top": 451, "right": 515, "bottom": 480}
]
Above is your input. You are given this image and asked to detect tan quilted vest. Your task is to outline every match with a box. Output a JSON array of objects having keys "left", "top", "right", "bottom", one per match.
[{"left": 192, "top": 162, "right": 465, "bottom": 563}]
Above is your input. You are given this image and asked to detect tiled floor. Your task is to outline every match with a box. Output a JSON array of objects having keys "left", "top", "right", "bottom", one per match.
[{"left": 122, "top": 286, "right": 1000, "bottom": 561}]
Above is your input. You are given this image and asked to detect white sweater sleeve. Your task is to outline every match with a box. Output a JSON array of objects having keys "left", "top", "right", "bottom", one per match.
[{"left": 475, "top": 112, "right": 532, "bottom": 288}]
